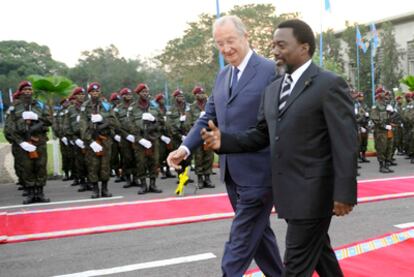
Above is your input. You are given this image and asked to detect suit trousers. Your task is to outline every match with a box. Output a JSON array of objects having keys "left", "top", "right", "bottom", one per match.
[
  {"left": 284, "top": 217, "right": 343, "bottom": 277},
  {"left": 222, "top": 167, "right": 283, "bottom": 277}
]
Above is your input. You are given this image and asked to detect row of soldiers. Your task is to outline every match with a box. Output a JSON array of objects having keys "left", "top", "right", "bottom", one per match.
[
  {"left": 353, "top": 86, "right": 414, "bottom": 173},
  {"left": 4, "top": 81, "right": 215, "bottom": 204}
]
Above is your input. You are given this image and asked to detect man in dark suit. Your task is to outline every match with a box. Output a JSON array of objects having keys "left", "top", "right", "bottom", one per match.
[
  {"left": 167, "top": 15, "right": 283, "bottom": 277},
  {"left": 201, "top": 19, "right": 357, "bottom": 277}
]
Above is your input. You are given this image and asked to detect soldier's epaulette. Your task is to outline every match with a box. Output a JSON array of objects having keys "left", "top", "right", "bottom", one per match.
[
  {"left": 80, "top": 106, "right": 86, "bottom": 112},
  {"left": 114, "top": 108, "right": 119, "bottom": 113},
  {"left": 371, "top": 105, "right": 376, "bottom": 109},
  {"left": 101, "top": 101, "right": 111, "bottom": 112},
  {"left": 128, "top": 106, "right": 133, "bottom": 111},
  {"left": 166, "top": 111, "right": 172, "bottom": 115}
]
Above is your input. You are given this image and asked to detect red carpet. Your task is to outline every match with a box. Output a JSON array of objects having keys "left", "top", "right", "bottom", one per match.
[
  {"left": 1, "top": 176, "right": 414, "bottom": 244},
  {"left": 244, "top": 228, "right": 414, "bottom": 277}
]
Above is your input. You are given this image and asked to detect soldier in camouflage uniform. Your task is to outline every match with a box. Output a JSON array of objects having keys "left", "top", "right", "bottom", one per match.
[
  {"left": 52, "top": 98, "right": 73, "bottom": 181},
  {"left": 129, "top": 83, "right": 163, "bottom": 194},
  {"left": 187, "top": 86, "right": 215, "bottom": 189},
  {"left": 354, "top": 92, "right": 371, "bottom": 163},
  {"left": 371, "top": 89, "right": 395, "bottom": 173},
  {"left": 393, "top": 96, "right": 405, "bottom": 155},
  {"left": 5, "top": 91, "right": 25, "bottom": 191},
  {"left": 109, "top": 92, "right": 123, "bottom": 182},
  {"left": 65, "top": 87, "right": 90, "bottom": 192},
  {"left": 4, "top": 81, "right": 52, "bottom": 204},
  {"left": 113, "top": 88, "right": 140, "bottom": 188},
  {"left": 155, "top": 93, "right": 175, "bottom": 179},
  {"left": 402, "top": 93, "right": 414, "bottom": 159},
  {"left": 80, "top": 82, "right": 119, "bottom": 198}
]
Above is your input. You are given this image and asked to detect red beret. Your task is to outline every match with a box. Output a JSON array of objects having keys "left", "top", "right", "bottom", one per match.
[
  {"left": 87, "top": 82, "right": 101, "bottom": 93},
  {"left": 154, "top": 93, "right": 164, "bottom": 102},
  {"left": 119, "top": 88, "right": 132, "bottom": 96},
  {"left": 172, "top": 89, "right": 183, "bottom": 97},
  {"left": 375, "top": 94, "right": 383, "bottom": 100},
  {"left": 375, "top": 87, "right": 384, "bottom": 95},
  {"left": 192, "top": 86, "right": 204, "bottom": 95},
  {"left": 405, "top": 93, "right": 412, "bottom": 99},
  {"left": 109, "top": 92, "right": 120, "bottom": 102},
  {"left": 60, "top": 98, "right": 69, "bottom": 105},
  {"left": 12, "top": 91, "right": 22, "bottom": 100},
  {"left": 17, "top": 81, "right": 32, "bottom": 92},
  {"left": 134, "top": 83, "right": 148, "bottom": 94},
  {"left": 71, "top": 87, "right": 85, "bottom": 96},
  {"left": 395, "top": 96, "right": 402, "bottom": 100}
]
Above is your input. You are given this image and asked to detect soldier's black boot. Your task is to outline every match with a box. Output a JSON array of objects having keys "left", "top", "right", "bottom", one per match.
[
  {"left": 196, "top": 175, "right": 204, "bottom": 189},
  {"left": 37, "top": 186, "right": 50, "bottom": 203},
  {"left": 123, "top": 174, "right": 133, "bottom": 188},
  {"left": 203, "top": 174, "right": 215, "bottom": 188},
  {"left": 23, "top": 187, "right": 36, "bottom": 205},
  {"left": 137, "top": 178, "right": 148, "bottom": 195},
  {"left": 385, "top": 161, "right": 394, "bottom": 173},
  {"left": 62, "top": 170, "right": 70, "bottom": 181},
  {"left": 379, "top": 161, "right": 390, "bottom": 173},
  {"left": 91, "top": 182, "right": 100, "bottom": 198},
  {"left": 71, "top": 178, "right": 80, "bottom": 186},
  {"left": 149, "top": 178, "right": 162, "bottom": 193},
  {"left": 388, "top": 159, "right": 398, "bottom": 166},
  {"left": 160, "top": 166, "right": 168, "bottom": 179},
  {"left": 114, "top": 171, "right": 124, "bottom": 183},
  {"left": 361, "top": 152, "right": 370, "bottom": 163},
  {"left": 78, "top": 178, "right": 88, "bottom": 192},
  {"left": 101, "top": 181, "right": 112, "bottom": 197}
]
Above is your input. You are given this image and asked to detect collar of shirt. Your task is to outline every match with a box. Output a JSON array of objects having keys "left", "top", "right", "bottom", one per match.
[
  {"left": 285, "top": 59, "right": 312, "bottom": 92},
  {"left": 233, "top": 49, "right": 253, "bottom": 81}
]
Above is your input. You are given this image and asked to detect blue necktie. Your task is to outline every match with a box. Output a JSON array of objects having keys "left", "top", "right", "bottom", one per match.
[{"left": 230, "top": 67, "right": 239, "bottom": 97}]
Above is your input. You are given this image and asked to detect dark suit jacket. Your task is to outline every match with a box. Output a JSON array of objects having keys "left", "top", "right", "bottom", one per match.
[
  {"left": 183, "top": 52, "right": 276, "bottom": 188},
  {"left": 220, "top": 62, "right": 358, "bottom": 219}
]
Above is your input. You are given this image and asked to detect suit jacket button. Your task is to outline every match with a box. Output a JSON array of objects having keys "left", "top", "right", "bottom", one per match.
[
  {"left": 275, "top": 136, "right": 280, "bottom": 141},
  {"left": 277, "top": 118, "right": 282, "bottom": 122}
]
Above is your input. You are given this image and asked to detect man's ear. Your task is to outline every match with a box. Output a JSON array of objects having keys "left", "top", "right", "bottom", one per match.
[{"left": 301, "top": 43, "right": 310, "bottom": 55}]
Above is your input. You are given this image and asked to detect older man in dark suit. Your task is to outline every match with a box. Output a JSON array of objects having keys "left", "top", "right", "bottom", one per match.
[
  {"left": 202, "top": 19, "right": 358, "bottom": 277},
  {"left": 168, "top": 15, "right": 283, "bottom": 277}
]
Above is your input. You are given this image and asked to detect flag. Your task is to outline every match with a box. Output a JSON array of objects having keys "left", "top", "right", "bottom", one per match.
[
  {"left": 370, "top": 23, "right": 379, "bottom": 49},
  {"left": 356, "top": 26, "right": 367, "bottom": 53},
  {"left": 324, "top": 0, "right": 331, "bottom": 12}
]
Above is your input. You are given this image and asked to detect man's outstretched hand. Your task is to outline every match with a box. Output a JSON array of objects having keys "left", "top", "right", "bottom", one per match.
[
  {"left": 167, "top": 148, "right": 188, "bottom": 170},
  {"left": 201, "top": 120, "right": 221, "bottom": 151}
]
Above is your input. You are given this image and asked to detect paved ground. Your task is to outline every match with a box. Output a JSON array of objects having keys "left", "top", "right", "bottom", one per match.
[{"left": 0, "top": 152, "right": 413, "bottom": 276}]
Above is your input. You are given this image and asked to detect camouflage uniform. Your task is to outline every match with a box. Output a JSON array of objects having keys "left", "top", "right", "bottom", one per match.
[
  {"left": 4, "top": 81, "right": 51, "bottom": 204},
  {"left": 130, "top": 84, "right": 163, "bottom": 194},
  {"left": 52, "top": 100, "right": 74, "bottom": 181},
  {"left": 354, "top": 95, "right": 370, "bottom": 162},
  {"left": 155, "top": 94, "right": 175, "bottom": 179},
  {"left": 109, "top": 93, "right": 123, "bottom": 182},
  {"left": 80, "top": 82, "right": 119, "bottom": 198},
  {"left": 65, "top": 88, "right": 89, "bottom": 191},
  {"left": 113, "top": 89, "right": 138, "bottom": 188},
  {"left": 371, "top": 99, "right": 394, "bottom": 173},
  {"left": 188, "top": 87, "right": 215, "bottom": 189}
]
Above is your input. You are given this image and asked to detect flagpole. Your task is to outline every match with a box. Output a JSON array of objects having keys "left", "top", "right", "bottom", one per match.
[
  {"left": 356, "top": 42, "right": 360, "bottom": 91},
  {"left": 371, "top": 38, "right": 375, "bottom": 105},
  {"left": 216, "top": 0, "right": 225, "bottom": 69}
]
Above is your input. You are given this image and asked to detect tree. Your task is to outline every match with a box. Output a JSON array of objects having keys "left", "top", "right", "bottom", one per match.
[
  {"left": 68, "top": 45, "right": 148, "bottom": 96},
  {"left": 377, "top": 22, "right": 402, "bottom": 91},
  {"left": 27, "top": 75, "right": 75, "bottom": 107},
  {"left": 315, "top": 29, "right": 345, "bottom": 76},
  {"left": 156, "top": 4, "right": 297, "bottom": 95},
  {"left": 341, "top": 23, "right": 373, "bottom": 103},
  {"left": 400, "top": 75, "right": 414, "bottom": 91},
  {"left": 0, "top": 41, "right": 67, "bottom": 101}
]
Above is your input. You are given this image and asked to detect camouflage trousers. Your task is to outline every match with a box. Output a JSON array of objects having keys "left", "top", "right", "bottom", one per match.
[
  {"left": 121, "top": 140, "right": 137, "bottom": 176},
  {"left": 15, "top": 142, "right": 48, "bottom": 187},
  {"left": 110, "top": 141, "right": 122, "bottom": 174},
  {"left": 374, "top": 130, "right": 393, "bottom": 161},
  {"left": 194, "top": 146, "right": 214, "bottom": 175},
  {"left": 60, "top": 141, "right": 73, "bottom": 172},
  {"left": 11, "top": 143, "right": 24, "bottom": 184},
  {"left": 73, "top": 145, "right": 87, "bottom": 180},
  {"left": 85, "top": 138, "right": 112, "bottom": 183},
  {"left": 134, "top": 140, "right": 159, "bottom": 179}
]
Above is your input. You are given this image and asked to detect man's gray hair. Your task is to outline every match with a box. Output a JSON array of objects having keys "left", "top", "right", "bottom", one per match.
[{"left": 213, "top": 15, "right": 247, "bottom": 37}]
